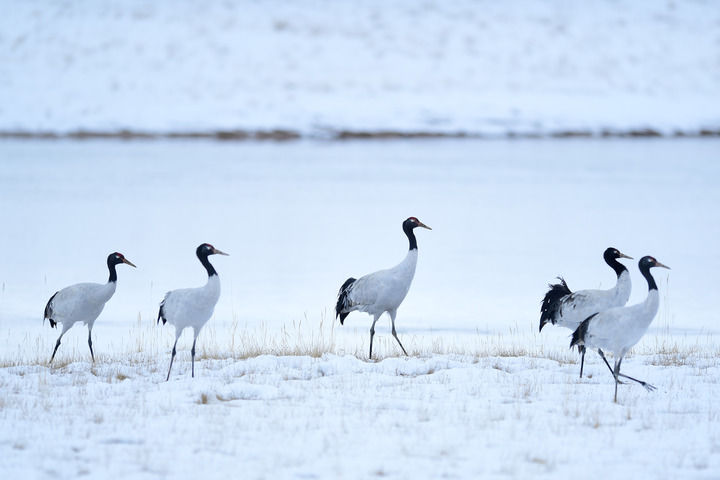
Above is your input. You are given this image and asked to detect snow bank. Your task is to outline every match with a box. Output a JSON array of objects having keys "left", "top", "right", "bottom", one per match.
[{"left": 1, "top": 0, "right": 718, "bottom": 136}]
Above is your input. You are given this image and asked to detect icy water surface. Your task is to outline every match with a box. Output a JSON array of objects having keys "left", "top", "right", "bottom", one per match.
[{"left": 0, "top": 139, "right": 718, "bottom": 346}]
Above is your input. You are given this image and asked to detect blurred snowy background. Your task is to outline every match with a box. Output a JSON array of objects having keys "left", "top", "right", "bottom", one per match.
[
  {"left": 2, "top": 3, "right": 720, "bottom": 479},
  {"left": 1, "top": 0, "right": 718, "bottom": 136}
]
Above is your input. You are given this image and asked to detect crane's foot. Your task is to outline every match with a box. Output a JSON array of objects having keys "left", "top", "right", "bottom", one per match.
[{"left": 640, "top": 382, "right": 657, "bottom": 392}]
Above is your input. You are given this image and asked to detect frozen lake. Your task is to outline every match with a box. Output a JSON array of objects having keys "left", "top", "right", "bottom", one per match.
[{"left": 0, "top": 138, "right": 719, "bottom": 358}]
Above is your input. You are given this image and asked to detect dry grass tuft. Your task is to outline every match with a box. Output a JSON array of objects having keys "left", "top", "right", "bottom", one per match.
[{"left": 1, "top": 313, "right": 717, "bottom": 373}]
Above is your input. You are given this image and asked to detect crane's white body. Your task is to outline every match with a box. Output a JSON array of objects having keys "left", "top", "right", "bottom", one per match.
[
  {"left": 579, "top": 289, "right": 659, "bottom": 358},
  {"left": 44, "top": 252, "right": 135, "bottom": 363},
  {"left": 554, "top": 271, "right": 631, "bottom": 330},
  {"left": 336, "top": 217, "right": 430, "bottom": 358},
  {"left": 159, "top": 275, "right": 220, "bottom": 335},
  {"left": 158, "top": 243, "right": 227, "bottom": 381},
  {"left": 45, "top": 281, "right": 117, "bottom": 333},
  {"left": 344, "top": 249, "right": 418, "bottom": 318},
  {"left": 571, "top": 255, "right": 668, "bottom": 401}
]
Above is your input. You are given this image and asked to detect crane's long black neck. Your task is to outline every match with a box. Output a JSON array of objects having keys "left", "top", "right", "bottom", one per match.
[
  {"left": 403, "top": 224, "right": 418, "bottom": 251},
  {"left": 198, "top": 253, "right": 217, "bottom": 277},
  {"left": 107, "top": 261, "right": 118, "bottom": 283},
  {"left": 639, "top": 263, "right": 658, "bottom": 291},
  {"left": 604, "top": 254, "right": 627, "bottom": 277}
]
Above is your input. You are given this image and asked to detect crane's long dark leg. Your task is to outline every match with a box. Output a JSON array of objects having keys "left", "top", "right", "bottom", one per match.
[
  {"left": 388, "top": 309, "right": 408, "bottom": 356},
  {"left": 579, "top": 345, "right": 609, "bottom": 379},
  {"left": 616, "top": 372, "right": 656, "bottom": 392},
  {"left": 597, "top": 349, "right": 615, "bottom": 375},
  {"left": 613, "top": 358, "right": 621, "bottom": 403},
  {"left": 615, "top": 356, "right": 655, "bottom": 392},
  {"left": 166, "top": 336, "right": 180, "bottom": 382},
  {"left": 598, "top": 350, "right": 654, "bottom": 391},
  {"left": 88, "top": 328, "right": 95, "bottom": 363},
  {"left": 50, "top": 331, "right": 66, "bottom": 364},
  {"left": 369, "top": 314, "right": 380, "bottom": 360},
  {"left": 191, "top": 334, "right": 198, "bottom": 378},
  {"left": 598, "top": 349, "right": 625, "bottom": 384}
]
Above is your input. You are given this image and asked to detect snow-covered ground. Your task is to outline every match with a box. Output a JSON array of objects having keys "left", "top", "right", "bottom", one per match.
[
  {"left": 1, "top": 0, "right": 719, "bottom": 136},
  {"left": 2, "top": 351, "right": 720, "bottom": 479},
  {"left": 1, "top": 138, "right": 719, "bottom": 478}
]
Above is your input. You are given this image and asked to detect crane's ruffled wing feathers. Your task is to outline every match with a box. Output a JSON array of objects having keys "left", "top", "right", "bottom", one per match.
[
  {"left": 539, "top": 277, "right": 571, "bottom": 331},
  {"left": 541, "top": 272, "right": 634, "bottom": 333},
  {"left": 563, "top": 291, "right": 592, "bottom": 311},
  {"left": 562, "top": 286, "right": 622, "bottom": 325}
]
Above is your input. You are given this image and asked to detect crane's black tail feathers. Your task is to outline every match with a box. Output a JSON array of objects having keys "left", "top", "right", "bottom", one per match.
[
  {"left": 44, "top": 291, "right": 59, "bottom": 328},
  {"left": 539, "top": 277, "right": 571, "bottom": 332},
  {"left": 157, "top": 299, "right": 167, "bottom": 325},
  {"left": 335, "top": 277, "right": 356, "bottom": 325},
  {"left": 570, "top": 313, "right": 597, "bottom": 352}
]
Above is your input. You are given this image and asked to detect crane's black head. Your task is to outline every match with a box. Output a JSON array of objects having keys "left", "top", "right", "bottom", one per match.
[
  {"left": 639, "top": 256, "right": 670, "bottom": 271},
  {"left": 402, "top": 217, "right": 431, "bottom": 251},
  {"left": 638, "top": 255, "right": 670, "bottom": 291},
  {"left": 403, "top": 217, "right": 432, "bottom": 232},
  {"left": 196, "top": 243, "right": 229, "bottom": 258},
  {"left": 603, "top": 247, "right": 632, "bottom": 262},
  {"left": 107, "top": 252, "right": 137, "bottom": 268},
  {"left": 106, "top": 252, "right": 136, "bottom": 283},
  {"left": 196, "top": 243, "right": 229, "bottom": 277},
  {"left": 603, "top": 247, "right": 632, "bottom": 277}
]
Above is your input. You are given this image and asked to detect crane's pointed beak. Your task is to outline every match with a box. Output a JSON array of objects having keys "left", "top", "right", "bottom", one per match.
[
  {"left": 619, "top": 253, "right": 633, "bottom": 260},
  {"left": 213, "top": 248, "right": 229, "bottom": 256},
  {"left": 417, "top": 221, "right": 432, "bottom": 230},
  {"left": 655, "top": 261, "right": 670, "bottom": 270},
  {"left": 123, "top": 258, "right": 137, "bottom": 268}
]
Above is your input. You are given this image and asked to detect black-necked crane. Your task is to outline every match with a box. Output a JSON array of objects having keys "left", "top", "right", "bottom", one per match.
[
  {"left": 44, "top": 252, "right": 136, "bottom": 363},
  {"left": 571, "top": 255, "right": 669, "bottom": 402},
  {"left": 335, "top": 217, "right": 431, "bottom": 359},
  {"left": 540, "top": 247, "right": 633, "bottom": 377},
  {"left": 157, "top": 243, "right": 228, "bottom": 381}
]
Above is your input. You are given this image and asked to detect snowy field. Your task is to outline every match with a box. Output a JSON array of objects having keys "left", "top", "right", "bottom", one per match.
[
  {"left": 1, "top": 0, "right": 719, "bottom": 136},
  {"left": 2, "top": 352, "right": 720, "bottom": 479},
  {"left": 1, "top": 139, "right": 719, "bottom": 478}
]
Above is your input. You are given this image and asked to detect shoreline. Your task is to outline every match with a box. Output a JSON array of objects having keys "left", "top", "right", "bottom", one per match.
[{"left": 1, "top": 127, "right": 719, "bottom": 142}]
